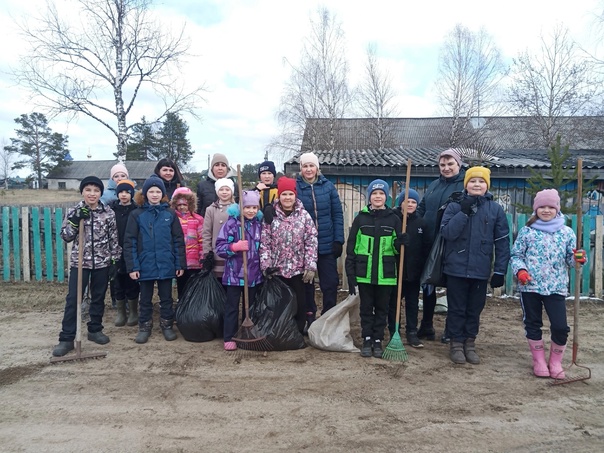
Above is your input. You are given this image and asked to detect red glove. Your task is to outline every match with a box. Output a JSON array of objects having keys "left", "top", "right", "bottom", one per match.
[
  {"left": 573, "top": 249, "right": 587, "bottom": 265},
  {"left": 517, "top": 270, "right": 531, "bottom": 285},
  {"left": 231, "top": 240, "right": 249, "bottom": 252}
]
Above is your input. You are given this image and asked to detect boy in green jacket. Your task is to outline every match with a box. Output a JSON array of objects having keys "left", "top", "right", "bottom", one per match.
[{"left": 345, "top": 179, "right": 405, "bottom": 358}]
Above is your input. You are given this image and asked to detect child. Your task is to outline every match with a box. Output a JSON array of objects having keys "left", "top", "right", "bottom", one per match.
[
  {"left": 124, "top": 175, "right": 186, "bottom": 344},
  {"left": 215, "top": 190, "right": 264, "bottom": 351},
  {"left": 202, "top": 178, "right": 236, "bottom": 283},
  {"left": 259, "top": 177, "right": 318, "bottom": 334},
  {"left": 345, "top": 179, "right": 405, "bottom": 358},
  {"left": 100, "top": 162, "right": 129, "bottom": 205},
  {"left": 510, "top": 189, "right": 585, "bottom": 379},
  {"left": 388, "top": 188, "right": 432, "bottom": 348},
  {"left": 52, "top": 176, "right": 121, "bottom": 357},
  {"left": 154, "top": 158, "right": 185, "bottom": 200},
  {"left": 197, "top": 153, "right": 238, "bottom": 216},
  {"left": 109, "top": 179, "right": 140, "bottom": 327},
  {"left": 440, "top": 166, "right": 510, "bottom": 365},
  {"left": 171, "top": 187, "right": 204, "bottom": 300},
  {"left": 255, "top": 160, "right": 279, "bottom": 223}
]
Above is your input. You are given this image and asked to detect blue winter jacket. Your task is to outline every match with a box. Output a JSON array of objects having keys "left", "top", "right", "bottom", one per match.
[
  {"left": 440, "top": 192, "right": 510, "bottom": 280},
  {"left": 124, "top": 201, "right": 186, "bottom": 281},
  {"left": 296, "top": 174, "right": 344, "bottom": 255}
]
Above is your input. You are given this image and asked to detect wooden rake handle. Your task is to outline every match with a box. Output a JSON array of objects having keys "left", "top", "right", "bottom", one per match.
[{"left": 394, "top": 159, "right": 412, "bottom": 324}]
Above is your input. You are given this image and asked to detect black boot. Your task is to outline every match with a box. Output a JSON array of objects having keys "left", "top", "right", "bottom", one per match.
[
  {"left": 87, "top": 331, "right": 110, "bottom": 345},
  {"left": 417, "top": 322, "right": 435, "bottom": 341},
  {"left": 360, "top": 337, "right": 372, "bottom": 357},
  {"left": 160, "top": 318, "right": 177, "bottom": 341},
  {"left": 114, "top": 299, "right": 127, "bottom": 327},
  {"left": 135, "top": 320, "right": 153, "bottom": 344},
  {"left": 52, "top": 341, "right": 74, "bottom": 357},
  {"left": 406, "top": 331, "right": 424, "bottom": 348},
  {"left": 126, "top": 298, "right": 139, "bottom": 326},
  {"left": 372, "top": 339, "right": 383, "bottom": 358}
]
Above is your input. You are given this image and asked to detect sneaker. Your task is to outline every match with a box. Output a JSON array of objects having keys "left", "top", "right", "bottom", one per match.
[
  {"left": 406, "top": 332, "right": 424, "bottom": 348},
  {"left": 87, "top": 331, "right": 110, "bottom": 345},
  {"left": 372, "top": 340, "right": 383, "bottom": 358},
  {"left": 360, "top": 337, "right": 372, "bottom": 357},
  {"left": 441, "top": 332, "right": 451, "bottom": 344},
  {"left": 224, "top": 341, "right": 237, "bottom": 351}
]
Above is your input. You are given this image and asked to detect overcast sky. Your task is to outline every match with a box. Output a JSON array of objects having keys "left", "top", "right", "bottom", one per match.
[{"left": 0, "top": 0, "right": 601, "bottom": 176}]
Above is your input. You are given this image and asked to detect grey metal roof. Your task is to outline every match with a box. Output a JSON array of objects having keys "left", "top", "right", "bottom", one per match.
[{"left": 47, "top": 160, "right": 159, "bottom": 180}]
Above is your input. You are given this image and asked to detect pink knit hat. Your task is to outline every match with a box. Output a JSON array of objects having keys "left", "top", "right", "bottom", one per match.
[
  {"left": 110, "top": 163, "right": 129, "bottom": 179},
  {"left": 439, "top": 149, "right": 462, "bottom": 167},
  {"left": 171, "top": 187, "right": 193, "bottom": 200},
  {"left": 533, "top": 189, "right": 561, "bottom": 213}
]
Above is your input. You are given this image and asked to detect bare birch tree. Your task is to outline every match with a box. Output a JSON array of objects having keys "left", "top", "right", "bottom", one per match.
[
  {"left": 272, "top": 7, "right": 352, "bottom": 159},
  {"left": 13, "top": 0, "right": 204, "bottom": 159},
  {"left": 0, "top": 138, "right": 15, "bottom": 189}
]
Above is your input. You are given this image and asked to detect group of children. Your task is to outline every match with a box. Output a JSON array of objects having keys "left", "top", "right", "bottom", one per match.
[{"left": 52, "top": 156, "right": 586, "bottom": 380}]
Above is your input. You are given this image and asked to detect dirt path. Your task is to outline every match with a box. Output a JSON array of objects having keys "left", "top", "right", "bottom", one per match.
[{"left": 1, "top": 295, "right": 603, "bottom": 452}]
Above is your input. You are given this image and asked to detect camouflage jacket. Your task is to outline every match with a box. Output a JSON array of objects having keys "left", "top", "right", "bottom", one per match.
[{"left": 61, "top": 201, "right": 121, "bottom": 269}]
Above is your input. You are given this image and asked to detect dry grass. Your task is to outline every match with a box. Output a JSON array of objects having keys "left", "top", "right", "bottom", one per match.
[
  {"left": 0, "top": 189, "right": 82, "bottom": 206},
  {"left": 0, "top": 281, "right": 66, "bottom": 311}
]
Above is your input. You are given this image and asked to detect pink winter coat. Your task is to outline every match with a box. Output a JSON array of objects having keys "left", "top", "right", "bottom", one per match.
[{"left": 176, "top": 210, "right": 204, "bottom": 269}]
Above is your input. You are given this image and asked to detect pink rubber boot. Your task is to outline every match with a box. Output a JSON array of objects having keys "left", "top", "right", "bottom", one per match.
[
  {"left": 548, "top": 341, "right": 567, "bottom": 379},
  {"left": 527, "top": 339, "right": 549, "bottom": 378}
]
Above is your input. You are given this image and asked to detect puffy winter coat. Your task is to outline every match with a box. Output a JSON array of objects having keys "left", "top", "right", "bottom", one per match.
[
  {"left": 346, "top": 206, "right": 401, "bottom": 286},
  {"left": 109, "top": 200, "right": 138, "bottom": 273},
  {"left": 393, "top": 209, "right": 432, "bottom": 281},
  {"left": 202, "top": 200, "right": 233, "bottom": 278},
  {"left": 440, "top": 192, "right": 510, "bottom": 280},
  {"left": 196, "top": 168, "right": 237, "bottom": 216},
  {"left": 176, "top": 210, "right": 204, "bottom": 270},
  {"left": 100, "top": 179, "right": 117, "bottom": 205},
  {"left": 510, "top": 220, "right": 576, "bottom": 296},
  {"left": 259, "top": 199, "right": 318, "bottom": 279},
  {"left": 61, "top": 201, "right": 121, "bottom": 269},
  {"left": 296, "top": 174, "right": 344, "bottom": 255},
  {"left": 215, "top": 204, "right": 263, "bottom": 286},
  {"left": 160, "top": 178, "right": 183, "bottom": 200},
  {"left": 124, "top": 202, "right": 186, "bottom": 281},
  {"left": 257, "top": 184, "right": 278, "bottom": 208}
]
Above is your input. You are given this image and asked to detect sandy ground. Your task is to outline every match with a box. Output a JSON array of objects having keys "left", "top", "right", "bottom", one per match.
[{"left": 0, "top": 288, "right": 603, "bottom": 453}]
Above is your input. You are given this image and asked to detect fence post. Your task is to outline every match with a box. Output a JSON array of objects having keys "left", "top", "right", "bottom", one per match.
[
  {"left": 55, "top": 208, "right": 65, "bottom": 282},
  {"left": 11, "top": 207, "right": 21, "bottom": 281},
  {"left": 595, "top": 216, "right": 603, "bottom": 299},
  {"left": 32, "top": 208, "right": 42, "bottom": 281},
  {"left": 2, "top": 206, "right": 9, "bottom": 281},
  {"left": 21, "top": 207, "right": 30, "bottom": 282},
  {"left": 582, "top": 215, "right": 590, "bottom": 296},
  {"left": 44, "top": 207, "right": 53, "bottom": 281}
]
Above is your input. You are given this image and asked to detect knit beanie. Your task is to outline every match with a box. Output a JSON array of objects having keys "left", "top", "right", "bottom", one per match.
[
  {"left": 110, "top": 163, "right": 129, "bottom": 179},
  {"left": 439, "top": 148, "right": 463, "bottom": 168},
  {"left": 214, "top": 178, "right": 234, "bottom": 194},
  {"left": 464, "top": 166, "right": 491, "bottom": 189},
  {"left": 171, "top": 187, "right": 193, "bottom": 200},
  {"left": 242, "top": 190, "right": 261, "bottom": 207},
  {"left": 79, "top": 176, "right": 104, "bottom": 195},
  {"left": 142, "top": 174, "right": 166, "bottom": 198},
  {"left": 395, "top": 188, "right": 421, "bottom": 207},
  {"left": 115, "top": 179, "right": 135, "bottom": 198},
  {"left": 533, "top": 189, "right": 561, "bottom": 213},
  {"left": 277, "top": 177, "right": 297, "bottom": 196},
  {"left": 299, "top": 152, "right": 320, "bottom": 168},
  {"left": 257, "top": 160, "right": 277, "bottom": 177},
  {"left": 367, "top": 179, "right": 389, "bottom": 200},
  {"left": 211, "top": 153, "right": 229, "bottom": 169}
]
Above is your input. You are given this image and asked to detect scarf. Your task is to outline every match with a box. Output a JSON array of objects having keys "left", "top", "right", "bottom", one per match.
[{"left": 530, "top": 214, "right": 565, "bottom": 233}]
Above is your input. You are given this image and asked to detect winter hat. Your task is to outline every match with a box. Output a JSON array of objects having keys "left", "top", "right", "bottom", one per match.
[
  {"left": 79, "top": 176, "right": 104, "bottom": 195},
  {"left": 299, "top": 152, "right": 320, "bottom": 168},
  {"left": 110, "top": 163, "right": 129, "bottom": 179},
  {"left": 278, "top": 177, "right": 297, "bottom": 196},
  {"left": 211, "top": 153, "right": 229, "bottom": 168},
  {"left": 116, "top": 179, "right": 135, "bottom": 198},
  {"left": 257, "top": 160, "right": 277, "bottom": 177},
  {"left": 242, "top": 190, "right": 261, "bottom": 207},
  {"left": 533, "top": 189, "right": 561, "bottom": 213},
  {"left": 142, "top": 174, "right": 166, "bottom": 198},
  {"left": 171, "top": 186, "right": 193, "bottom": 200},
  {"left": 439, "top": 148, "right": 463, "bottom": 168},
  {"left": 214, "top": 178, "right": 234, "bottom": 194},
  {"left": 395, "top": 188, "right": 421, "bottom": 207},
  {"left": 367, "top": 179, "right": 389, "bottom": 200},
  {"left": 464, "top": 166, "right": 491, "bottom": 189}
]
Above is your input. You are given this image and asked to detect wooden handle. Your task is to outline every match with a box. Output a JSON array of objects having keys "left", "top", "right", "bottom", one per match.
[
  {"left": 237, "top": 165, "right": 250, "bottom": 317},
  {"left": 394, "top": 159, "right": 412, "bottom": 324}
]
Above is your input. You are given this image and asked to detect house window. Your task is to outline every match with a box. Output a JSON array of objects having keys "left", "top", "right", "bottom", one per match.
[{"left": 58, "top": 182, "right": 66, "bottom": 190}]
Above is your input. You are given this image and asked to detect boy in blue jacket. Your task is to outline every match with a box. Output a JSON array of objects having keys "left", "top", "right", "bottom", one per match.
[
  {"left": 124, "top": 175, "right": 186, "bottom": 344},
  {"left": 440, "top": 166, "right": 510, "bottom": 365}
]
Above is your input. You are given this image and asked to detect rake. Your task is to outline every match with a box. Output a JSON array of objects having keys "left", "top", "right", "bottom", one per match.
[
  {"left": 232, "top": 165, "right": 271, "bottom": 355},
  {"left": 551, "top": 158, "right": 591, "bottom": 384},
  {"left": 50, "top": 218, "right": 107, "bottom": 363},
  {"left": 383, "top": 159, "right": 412, "bottom": 363}
]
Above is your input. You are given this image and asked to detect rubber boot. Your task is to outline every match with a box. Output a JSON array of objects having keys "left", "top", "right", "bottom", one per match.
[
  {"left": 160, "top": 318, "right": 177, "bottom": 341},
  {"left": 549, "top": 341, "right": 567, "bottom": 379},
  {"left": 135, "top": 320, "right": 153, "bottom": 344},
  {"left": 527, "top": 339, "right": 549, "bottom": 377},
  {"left": 126, "top": 298, "right": 139, "bottom": 326},
  {"left": 52, "top": 341, "right": 74, "bottom": 357},
  {"left": 417, "top": 322, "right": 436, "bottom": 341},
  {"left": 463, "top": 338, "right": 480, "bottom": 364},
  {"left": 450, "top": 341, "right": 466, "bottom": 364},
  {"left": 114, "top": 299, "right": 127, "bottom": 327}
]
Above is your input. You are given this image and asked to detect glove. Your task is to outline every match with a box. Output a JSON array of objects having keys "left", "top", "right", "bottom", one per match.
[
  {"left": 67, "top": 206, "right": 90, "bottom": 227},
  {"left": 263, "top": 204, "right": 275, "bottom": 225},
  {"left": 108, "top": 259, "right": 118, "bottom": 281},
  {"left": 201, "top": 252, "right": 215, "bottom": 271},
  {"left": 230, "top": 240, "right": 249, "bottom": 252},
  {"left": 332, "top": 242, "right": 343, "bottom": 258},
  {"left": 263, "top": 267, "right": 280, "bottom": 279},
  {"left": 394, "top": 232, "right": 410, "bottom": 249},
  {"left": 303, "top": 270, "right": 315, "bottom": 284},
  {"left": 490, "top": 273, "right": 505, "bottom": 288},
  {"left": 460, "top": 197, "right": 476, "bottom": 215},
  {"left": 573, "top": 249, "right": 587, "bottom": 265},
  {"left": 347, "top": 276, "right": 357, "bottom": 295},
  {"left": 517, "top": 269, "right": 531, "bottom": 285}
]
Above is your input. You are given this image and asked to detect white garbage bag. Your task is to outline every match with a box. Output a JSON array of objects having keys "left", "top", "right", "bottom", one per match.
[{"left": 308, "top": 293, "right": 360, "bottom": 352}]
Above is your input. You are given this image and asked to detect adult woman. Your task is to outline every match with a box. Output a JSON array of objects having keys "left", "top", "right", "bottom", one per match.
[
  {"left": 154, "top": 158, "right": 185, "bottom": 200},
  {"left": 416, "top": 149, "right": 466, "bottom": 343},
  {"left": 196, "top": 153, "right": 238, "bottom": 216}
]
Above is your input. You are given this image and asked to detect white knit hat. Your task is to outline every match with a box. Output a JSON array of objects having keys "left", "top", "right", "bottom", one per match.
[
  {"left": 215, "top": 178, "right": 234, "bottom": 194},
  {"left": 299, "top": 152, "right": 320, "bottom": 168}
]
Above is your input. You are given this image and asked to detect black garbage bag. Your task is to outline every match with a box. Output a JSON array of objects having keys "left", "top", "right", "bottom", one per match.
[
  {"left": 175, "top": 270, "right": 225, "bottom": 342},
  {"left": 251, "top": 277, "right": 306, "bottom": 351}
]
